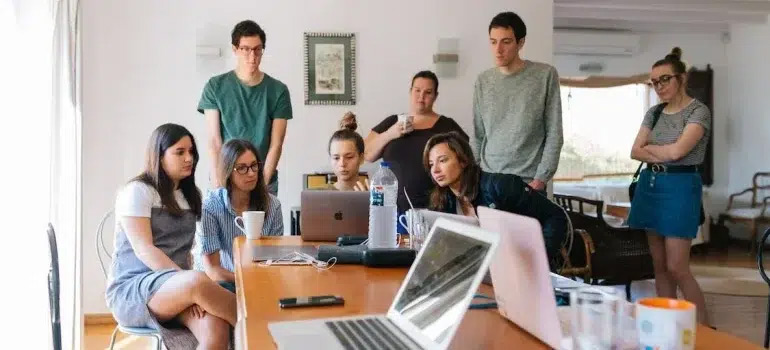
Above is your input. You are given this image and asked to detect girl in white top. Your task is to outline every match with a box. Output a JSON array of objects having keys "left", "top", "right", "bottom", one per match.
[{"left": 107, "top": 123, "right": 235, "bottom": 349}]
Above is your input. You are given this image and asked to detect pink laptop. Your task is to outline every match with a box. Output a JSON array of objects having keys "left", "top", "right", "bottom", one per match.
[{"left": 477, "top": 206, "right": 564, "bottom": 350}]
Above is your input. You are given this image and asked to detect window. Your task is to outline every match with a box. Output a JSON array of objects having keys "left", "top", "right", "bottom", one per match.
[{"left": 555, "top": 84, "right": 654, "bottom": 182}]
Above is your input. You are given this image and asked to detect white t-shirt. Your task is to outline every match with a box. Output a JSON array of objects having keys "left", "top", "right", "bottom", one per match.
[{"left": 115, "top": 181, "right": 190, "bottom": 217}]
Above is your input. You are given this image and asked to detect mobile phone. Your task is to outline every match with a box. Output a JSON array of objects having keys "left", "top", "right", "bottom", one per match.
[{"left": 279, "top": 295, "right": 345, "bottom": 308}]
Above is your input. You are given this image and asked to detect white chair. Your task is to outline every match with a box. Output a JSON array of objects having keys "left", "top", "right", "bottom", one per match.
[
  {"left": 718, "top": 172, "right": 770, "bottom": 253},
  {"left": 96, "top": 210, "right": 164, "bottom": 350}
]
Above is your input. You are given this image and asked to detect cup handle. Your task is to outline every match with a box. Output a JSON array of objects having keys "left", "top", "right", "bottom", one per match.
[
  {"left": 234, "top": 216, "right": 246, "bottom": 234},
  {"left": 398, "top": 214, "right": 409, "bottom": 231}
]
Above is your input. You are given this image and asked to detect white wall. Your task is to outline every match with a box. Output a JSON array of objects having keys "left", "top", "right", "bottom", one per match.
[
  {"left": 725, "top": 18, "right": 770, "bottom": 239},
  {"left": 82, "top": 0, "right": 554, "bottom": 313},
  {"left": 727, "top": 21, "right": 770, "bottom": 194},
  {"left": 553, "top": 33, "right": 731, "bottom": 213}
]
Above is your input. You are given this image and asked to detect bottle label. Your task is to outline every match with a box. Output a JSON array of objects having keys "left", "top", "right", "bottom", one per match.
[{"left": 370, "top": 185, "right": 384, "bottom": 206}]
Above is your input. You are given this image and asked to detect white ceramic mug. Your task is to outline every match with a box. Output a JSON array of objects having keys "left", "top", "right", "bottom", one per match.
[
  {"left": 234, "top": 211, "right": 265, "bottom": 239},
  {"left": 636, "top": 297, "right": 697, "bottom": 350},
  {"left": 397, "top": 114, "right": 414, "bottom": 133},
  {"left": 398, "top": 209, "right": 426, "bottom": 250}
]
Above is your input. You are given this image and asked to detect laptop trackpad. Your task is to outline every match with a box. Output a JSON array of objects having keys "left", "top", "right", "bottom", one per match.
[{"left": 269, "top": 320, "right": 341, "bottom": 349}]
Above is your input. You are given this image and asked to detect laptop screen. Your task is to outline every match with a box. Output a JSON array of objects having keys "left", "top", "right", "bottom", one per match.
[{"left": 391, "top": 225, "right": 492, "bottom": 343}]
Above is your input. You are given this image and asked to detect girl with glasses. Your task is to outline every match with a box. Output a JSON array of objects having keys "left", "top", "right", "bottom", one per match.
[
  {"left": 194, "top": 139, "right": 283, "bottom": 290},
  {"left": 629, "top": 47, "right": 711, "bottom": 324}
]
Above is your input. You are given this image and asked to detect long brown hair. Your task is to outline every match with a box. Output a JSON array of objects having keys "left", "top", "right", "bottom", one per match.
[
  {"left": 217, "top": 139, "right": 269, "bottom": 212},
  {"left": 133, "top": 123, "right": 202, "bottom": 218},
  {"left": 422, "top": 132, "right": 481, "bottom": 211}
]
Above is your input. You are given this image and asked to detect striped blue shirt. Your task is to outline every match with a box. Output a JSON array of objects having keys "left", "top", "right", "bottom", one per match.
[{"left": 194, "top": 187, "right": 283, "bottom": 272}]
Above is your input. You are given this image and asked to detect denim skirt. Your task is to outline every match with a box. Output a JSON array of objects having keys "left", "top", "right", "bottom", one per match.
[{"left": 627, "top": 169, "right": 702, "bottom": 239}]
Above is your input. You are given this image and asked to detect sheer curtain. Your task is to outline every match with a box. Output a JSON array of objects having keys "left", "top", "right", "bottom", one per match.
[
  {"left": 50, "top": 0, "right": 82, "bottom": 349},
  {"left": 0, "top": 0, "right": 81, "bottom": 349}
]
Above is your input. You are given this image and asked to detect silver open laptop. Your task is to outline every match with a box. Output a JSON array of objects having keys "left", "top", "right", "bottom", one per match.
[
  {"left": 268, "top": 218, "right": 501, "bottom": 350},
  {"left": 477, "top": 206, "right": 567, "bottom": 350},
  {"left": 300, "top": 190, "right": 369, "bottom": 241}
]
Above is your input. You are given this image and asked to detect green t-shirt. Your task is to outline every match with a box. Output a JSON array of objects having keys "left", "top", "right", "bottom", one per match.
[{"left": 197, "top": 71, "right": 293, "bottom": 183}]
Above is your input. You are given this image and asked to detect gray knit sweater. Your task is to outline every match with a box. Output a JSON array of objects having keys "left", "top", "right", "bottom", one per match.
[{"left": 472, "top": 61, "right": 563, "bottom": 182}]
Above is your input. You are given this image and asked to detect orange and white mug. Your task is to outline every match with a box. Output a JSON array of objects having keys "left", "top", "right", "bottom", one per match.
[{"left": 636, "top": 298, "right": 696, "bottom": 350}]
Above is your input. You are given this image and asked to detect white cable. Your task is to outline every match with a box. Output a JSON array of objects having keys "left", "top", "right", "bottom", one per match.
[{"left": 257, "top": 251, "right": 337, "bottom": 271}]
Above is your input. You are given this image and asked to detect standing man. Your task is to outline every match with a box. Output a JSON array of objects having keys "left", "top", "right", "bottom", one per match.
[
  {"left": 198, "top": 20, "right": 292, "bottom": 195},
  {"left": 473, "top": 12, "right": 563, "bottom": 192}
]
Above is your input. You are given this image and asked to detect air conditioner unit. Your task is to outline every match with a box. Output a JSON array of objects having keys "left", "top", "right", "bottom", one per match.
[{"left": 554, "top": 30, "right": 641, "bottom": 56}]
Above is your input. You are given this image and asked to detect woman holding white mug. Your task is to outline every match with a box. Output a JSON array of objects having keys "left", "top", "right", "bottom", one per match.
[
  {"left": 363, "top": 71, "right": 468, "bottom": 233},
  {"left": 195, "top": 139, "right": 283, "bottom": 287}
]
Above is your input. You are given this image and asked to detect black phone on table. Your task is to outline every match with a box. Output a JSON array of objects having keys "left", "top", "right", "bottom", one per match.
[{"left": 279, "top": 295, "right": 345, "bottom": 308}]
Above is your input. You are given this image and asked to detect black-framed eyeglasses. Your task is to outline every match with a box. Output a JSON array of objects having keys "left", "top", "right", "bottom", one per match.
[
  {"left": 237, "top": 46, "right": 264, "bottom": 56},
  {"left": 234, "top": 162, "right": 259, "bottom": 175},
  {"left": 650, "top": 74, "right": 676, "bottom": 89}
]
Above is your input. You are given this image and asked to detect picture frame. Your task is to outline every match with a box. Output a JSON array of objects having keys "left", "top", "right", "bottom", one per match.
[{"left": 304, "top": 32, "right": 356, "bottom": 105}]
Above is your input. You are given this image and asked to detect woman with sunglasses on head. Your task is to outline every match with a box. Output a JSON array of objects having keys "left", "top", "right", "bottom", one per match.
[
  {"left": 629, "top": 47, "right": 711, "bottom": 324},
  {"left": 195, "top": 139, "right": 283, "bottom": 291},
  {"left": 107, "top": 124, "right": 235, "bottom": 349},
  {"left": 423, "top": 131, "right": 568, "bottom": 271}
]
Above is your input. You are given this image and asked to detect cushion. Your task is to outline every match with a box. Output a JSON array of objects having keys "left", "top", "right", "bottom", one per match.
[{"left": 725, "top": 208, "right": 768, "bottom": 219}]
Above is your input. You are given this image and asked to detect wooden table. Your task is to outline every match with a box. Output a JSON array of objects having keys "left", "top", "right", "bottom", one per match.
[{"left": 233, "top": 236, "right": 762, "bottom": 350}]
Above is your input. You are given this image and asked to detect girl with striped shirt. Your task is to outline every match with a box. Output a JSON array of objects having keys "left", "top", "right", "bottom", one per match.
[{"left": 195, "top": 139, "right": 283, "bottom": 289}]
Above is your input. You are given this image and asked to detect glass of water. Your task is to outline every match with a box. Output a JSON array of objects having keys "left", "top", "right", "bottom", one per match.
[
  {"left": 570, "top": 287, "right": 624, "bottom": 350},
  {"left": 408, "top": 210, "right": 428, "bottom": 252}
]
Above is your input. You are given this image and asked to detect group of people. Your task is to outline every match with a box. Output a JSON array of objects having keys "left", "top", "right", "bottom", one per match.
[{"left": 105, "top": 10, "right": 712, "bottom": 349}]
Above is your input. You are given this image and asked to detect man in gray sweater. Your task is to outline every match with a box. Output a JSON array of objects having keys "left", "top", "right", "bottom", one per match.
[{"left": 473, "top": 12, "right": 563, "bottom": 191}]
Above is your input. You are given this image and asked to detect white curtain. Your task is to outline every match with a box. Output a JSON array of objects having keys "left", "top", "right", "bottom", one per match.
[
  {"left": 0, "top": 0, "right": 58, "bottom": 348},
  {"left": 50, "top": 0, "right": 82, "bottom": 349},
  {"left": 0, "top": 0, "right": 81, "bottom": 349}
]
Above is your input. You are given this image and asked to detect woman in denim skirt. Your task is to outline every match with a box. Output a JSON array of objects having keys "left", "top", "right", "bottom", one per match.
[{"left": 628, "top": 47, "right": 711, "bottom": 324}]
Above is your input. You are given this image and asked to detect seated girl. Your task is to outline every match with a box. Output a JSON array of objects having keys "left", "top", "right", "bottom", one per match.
[
  {"left": 106, "top": 123, "right": 234, "bottom": 349},
  {"left": 327, "top": 112, "right": 368, "bottom": 191},
  {"left": 196, "top": 139, "right": 283, "bottom": 289},
  {"left": 423, "top": 131, "right": 569, "bottom": 271}
]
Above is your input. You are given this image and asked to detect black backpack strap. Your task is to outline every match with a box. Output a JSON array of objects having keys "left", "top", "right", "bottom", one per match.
[
  {"left": 632, "top": 103, "right": 668, "bottom": 180},
  {"left": 650, "top": 102, "right": 667, "bottom": 130}
]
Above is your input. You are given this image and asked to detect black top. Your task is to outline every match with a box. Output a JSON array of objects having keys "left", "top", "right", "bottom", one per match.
[
  {"left": 440, "top": 172, "right": 568, "bottom": 270},
  {"left": 372, "top": 115, "right": 469, "bottom": 213}
]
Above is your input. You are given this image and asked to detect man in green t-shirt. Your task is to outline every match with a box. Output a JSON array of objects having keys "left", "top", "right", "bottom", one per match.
[{"left": 198, "top": 20, "right": 292, "bottom": 195}]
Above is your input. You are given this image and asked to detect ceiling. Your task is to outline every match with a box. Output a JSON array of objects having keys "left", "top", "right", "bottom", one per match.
[{"left": 554, "top": 0, "right": 770, "bottom": 33}]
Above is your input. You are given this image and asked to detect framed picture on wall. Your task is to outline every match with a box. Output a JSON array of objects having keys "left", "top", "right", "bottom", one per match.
[{"left": 304, "top": 32, "right": 356, "bottom": 105}]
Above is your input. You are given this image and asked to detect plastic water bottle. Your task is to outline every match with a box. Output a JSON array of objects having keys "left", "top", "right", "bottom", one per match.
[{"left": 368, "top": 162, "right": 398, "bottom": 248}]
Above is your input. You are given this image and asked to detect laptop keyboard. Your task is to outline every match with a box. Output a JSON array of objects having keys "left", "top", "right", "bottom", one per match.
[{"left": 325, "top": 317, "right": 424, "bottom": 350}]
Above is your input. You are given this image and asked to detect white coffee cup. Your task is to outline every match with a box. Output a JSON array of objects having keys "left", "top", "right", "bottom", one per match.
[
  {"left": 397, "top": 114, "right": 414, "bottom": 133},
  {"left": 636, "top": 297, "right": 697, "bottom": 350},
  {"left": 234, "top": 211, "right": 265, "bottom": 239}
]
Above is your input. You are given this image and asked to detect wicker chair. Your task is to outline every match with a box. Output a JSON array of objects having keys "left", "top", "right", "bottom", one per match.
[{"left": 554, "top": 194, "right": 654, "bottom": 300}]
